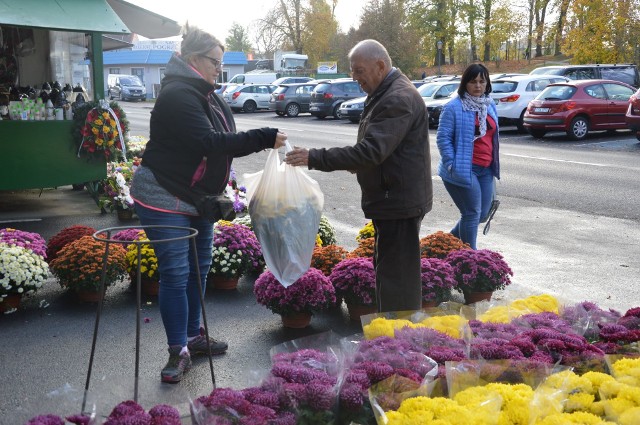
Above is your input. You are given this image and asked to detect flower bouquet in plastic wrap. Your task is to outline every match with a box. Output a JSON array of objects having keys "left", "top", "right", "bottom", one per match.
[{"left": 245, "top": 143, "right": 324, "bottom": 287}]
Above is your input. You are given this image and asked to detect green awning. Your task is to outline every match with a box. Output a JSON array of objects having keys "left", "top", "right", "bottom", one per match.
[{"left": 0, "top": 0, "right": 129, "bottom": 34}]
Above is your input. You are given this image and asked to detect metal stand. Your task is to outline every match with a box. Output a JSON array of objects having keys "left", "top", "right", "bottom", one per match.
[{"left": 82, "top": 225, "right": 216, "bottom": 411}]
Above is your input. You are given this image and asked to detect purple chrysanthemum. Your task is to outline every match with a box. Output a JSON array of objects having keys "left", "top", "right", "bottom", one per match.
[
  {"left": 0, "top": 228, "right": 47, "bottom": 258},
  {"left": 329, "top": 257, "right": 376, "bottom": 305},
  {"left": 446, "top": 249, "right": 513, "bottom": 292},
  {"left": 420, "top": 257, "right": 457, "bottom": 303}
]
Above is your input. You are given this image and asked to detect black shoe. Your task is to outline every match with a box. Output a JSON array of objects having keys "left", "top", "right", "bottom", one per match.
[
  {"left": 161, "top": 345, "right": 191, "bottom": 383},
  {"left": 187, "top": 327, "right": 228, "bottom": 355}
]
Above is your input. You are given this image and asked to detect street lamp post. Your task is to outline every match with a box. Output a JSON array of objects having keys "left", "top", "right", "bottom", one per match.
[{"left": 437, "top": 40, "right": 443, "bottom": 76}]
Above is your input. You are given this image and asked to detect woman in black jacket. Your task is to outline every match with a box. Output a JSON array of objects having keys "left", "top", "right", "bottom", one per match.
[{"left": 130, "top": 24, "right": 286, "bottom": 383}]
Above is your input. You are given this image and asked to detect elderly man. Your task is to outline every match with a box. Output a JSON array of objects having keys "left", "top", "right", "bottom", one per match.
[{"left": 285, "top": 39, "right": 432, "bottom": 312}]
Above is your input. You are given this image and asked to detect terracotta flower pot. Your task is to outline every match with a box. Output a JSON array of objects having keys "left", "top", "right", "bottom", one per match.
[
  {"left": 75, "top": 289, "right": 104, "bottom": 303},
  {"left": 280, "top": 311, "right": 312, "bottom": 328},
  {"left": 422, "top": 299, "right": 439, "bottom": 309},
  {"left": 141, "top": 279, "right": 159, "bottom": 296},
  {"left": 463, "top": 290, "right": 493, "bottom": 305},
  {"left": 0, "top": 293, "right": 23, "bottom": 313},
  {"left": 346, "top": 302, "right": 377, "bottom": 322},
  {"left": 210, "top": 276, "right": 239, "bottom": 290}
]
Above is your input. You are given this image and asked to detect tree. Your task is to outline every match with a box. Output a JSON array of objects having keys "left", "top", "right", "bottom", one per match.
[
  {"left": 553, "top": 0, "right": 571, "bottom": 56},
  {"left": 225, "top": 23, "right": 253, "bottom": 53},
  {"left": 533, "top": 0, "right": 551, "bottom": 57},
  {"left": 302, "top": 0, "right": 339, "bottom": 68}
]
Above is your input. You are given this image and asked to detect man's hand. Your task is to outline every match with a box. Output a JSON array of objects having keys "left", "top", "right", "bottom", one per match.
[
  {"left": 284, "top": 146, "right": 310, "bottom": 167},
  {"left": 274, "top": 131, "right": 288, "bottom": 149}
]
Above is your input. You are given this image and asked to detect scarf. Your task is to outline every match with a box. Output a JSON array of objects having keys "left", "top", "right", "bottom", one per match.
[{"left": 460, "top": 92, "right": 493, "bottom": 139}]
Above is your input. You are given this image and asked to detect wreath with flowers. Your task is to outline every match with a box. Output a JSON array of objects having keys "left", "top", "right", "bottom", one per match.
[{"left": 73, "top": 100, "right": 129, "bottom": 161}]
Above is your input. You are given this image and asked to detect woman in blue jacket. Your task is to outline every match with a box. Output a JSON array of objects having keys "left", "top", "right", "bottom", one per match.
[{"left": 436, "top": 64, "right": 500, "bottom": 249}]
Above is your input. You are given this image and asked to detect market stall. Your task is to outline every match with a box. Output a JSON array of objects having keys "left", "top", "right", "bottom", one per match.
[{"left": 0, "top": 0, "right": 180, "bottom": 191}]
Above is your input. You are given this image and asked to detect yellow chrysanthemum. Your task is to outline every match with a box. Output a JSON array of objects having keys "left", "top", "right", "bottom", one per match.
[
  {"left": 103, "top": 125, "right": 111, "bottom": 133},
  {"left": 583, "top": 371, "right": 616, "bottom": 394},
  {"left": 363, "top": 317, "right": 415, "bottom": 340},
  {"left": 92, "top": 127, "right": 99, "bottom": 135},
  {"left": 419, "top": 314, "right": 467, "bottom": 338},
  {"left": 94, "top": 118, "right": 103, "bottom": 126},
  {"left": 619, "top": 406, "right": 640, "bottom": 425},
  {"left": 109, "top": 119, "right": 116, "bottom": 127},
  {"left": 535, "top": 411, "right": 616, "bottom": 425},
  {"left": 102, "top": 111, "right": 110, "bottom": 119},
  {"left": 95, "top": 138, "right": 104, "bottom": 146}
]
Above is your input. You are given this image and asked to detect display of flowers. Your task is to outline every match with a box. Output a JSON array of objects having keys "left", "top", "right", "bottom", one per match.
[
  {"left": 420, "top": 231, "right": 471, "bottom": 259},
  {"left": 254, "top": 268, "right": 336, "bottom": 316},
  {"left": 347, "top": 237, "right": 375, "bottom": 259},
  {"left": 225, "top": 168, "right": 249, "bottom": 214},
  {"left": 99, "top": 161, "right": 136, "bottom": 212},
  {"left": 330, "top": 257, "right": 376, "bottom": 306},
  {"left": 446, "top": 248, "right": 513, "bottom": 293},
  {"left": 209, "top": 246, "right": 245, "bottom": 279},
  {"left": 126, "top": 135, "right": 148, "bottom": 158},
  {"left": 318, "top": 215, "right": 337, "bottom": 246},
  {"left": 49, "top": 235, "right": 127, "bottom": 293},
  {"left": 125, "top": 235, "right": 158, "bottom": 281},
  {"left": 420, "top": 257, "right": 457, "bottom": 304},
  {"left": 211, "top": 220, "right": 264, "bottom": 276},
  {"left": 111, "top": 228, "right": 144, "bottom": 246},
  {"left": 0, "top": 243, "right": 49, "bottom": 301},
  {"left": 46, "top": 225, "right": 96, "bottom": 261},
  {"left": 0, "top": 228, "right": 47, "bottom": 258},
  {"left": 73, "top": 100, "right": 129, "bottom": 160},
  {"left": 356, "top": 221, "right": 375, "bottom": 241},
  {"left": 311, "top": 244, "right": 348, "bottom": 276}
]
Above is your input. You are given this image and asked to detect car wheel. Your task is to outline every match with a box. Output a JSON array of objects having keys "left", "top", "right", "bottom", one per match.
[
  {"left": 243, "top": 100, "right": 257, "bottom": 113},
  {"left": 516, "top": 110, "right": 526, "bottom": 133},
  {"left": 275, "top": 111, "right": 285, "bottom": 116},
  {"left": 567, "top": 116, "right": 589, "bottom": 140},
  {"left": 286, "top": 103, "right": 300, "bottom": 117},
  {"left": 332, "top": 103, "right": 342, "bottom": 119},
  {"left": 527, "top": 128, "right": 546, "bottom": 138}
]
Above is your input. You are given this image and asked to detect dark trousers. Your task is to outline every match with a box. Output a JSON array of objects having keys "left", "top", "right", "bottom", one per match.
[{"left": 372, "top": 216, "right": 424, "bottom": 312}]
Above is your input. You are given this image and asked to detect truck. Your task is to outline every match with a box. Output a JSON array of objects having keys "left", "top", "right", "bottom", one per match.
[{"left": 274, "top": 50, "right": 308, "bottom": 72}]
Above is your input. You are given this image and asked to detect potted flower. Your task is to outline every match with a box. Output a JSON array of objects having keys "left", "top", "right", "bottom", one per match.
[
  {"left": 46, "top": 225, "right": 96, "bottom": 261},
  {"left": 0, "top": 228, "right": 47, "bottom": 259},
  {"left": 254, "top": 268, "right": 336, "bottom": 328},
  {"left": 356, "top": 221, "right": 375, "bottom": 241},
  {"left": 446, "top": 249, "right": 514, "bottom": 304},
  {"left": 420, "top": 231, "right": 471, "bottom": 259},
  {"left": 49, "top": 235, "right": 128, "bottom": 302},
  {"left": 347, "top": 237, "right": 375, "bottom": 259},
  {"left": 112, "top": 228, "right": 144, "bottom": 247},
  {"left": 98, "top": 161, "right": 136, "bottom": 219},
  {"left": 126, "top": 135, "right": 148, "bottom": 158},
  {"left": 209, "top": 221, "right": 264, "bottom": 288},
  {"left": 329, "top": 257, "right": 377, "bottom": 320},
  {"left": 0, "top": 244, "right": 49, "bottom": 313},
  {"left": 311, "top": 244, "right": 349, "bottom": 276},
  {"left": 420, "top": 257, "right": 457, "bottom": 307},
  {"left": 226, "top": 168, "right": 249, "bottom": 216},
  {"left": 318, "top": 215, "right": 337, "bottom": 246},
  {"left": 125, "top": 233, "right": 160, "bottom": 296}
]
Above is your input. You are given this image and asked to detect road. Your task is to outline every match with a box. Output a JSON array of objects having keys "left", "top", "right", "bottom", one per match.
[{"left": 1, "top": 101, "right": 638, "bottom": 423}]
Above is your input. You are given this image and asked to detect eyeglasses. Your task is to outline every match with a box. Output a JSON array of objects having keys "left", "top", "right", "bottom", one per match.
[{"left": 200, "top": 55, "right": 222, "bottom": 69}]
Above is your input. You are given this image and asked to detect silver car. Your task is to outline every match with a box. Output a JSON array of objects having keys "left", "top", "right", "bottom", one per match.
[{"left": 223, "top": 84, "right": 276, "bottom": 113}]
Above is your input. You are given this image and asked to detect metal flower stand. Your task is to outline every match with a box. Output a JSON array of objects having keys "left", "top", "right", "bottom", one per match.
[{"left": 82, "top": 225, "right": 216, "bottom": 411}]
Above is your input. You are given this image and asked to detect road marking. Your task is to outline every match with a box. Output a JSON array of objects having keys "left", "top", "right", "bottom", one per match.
[{"left": 504, "top": 153, "right": 609, "bottom": 167}]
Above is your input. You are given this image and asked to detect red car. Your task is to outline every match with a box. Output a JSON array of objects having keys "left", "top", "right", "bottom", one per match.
[
  {"left": 625, "top": 87, "right": 640, "bottom": 141},
  {"left": 523, "top": 79, "right": 636, "bottom": 140}
]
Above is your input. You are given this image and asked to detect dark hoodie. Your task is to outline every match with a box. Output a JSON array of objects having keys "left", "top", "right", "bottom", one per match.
[{"left": 135, "top": 52, "right": 278, "bottom": 211}]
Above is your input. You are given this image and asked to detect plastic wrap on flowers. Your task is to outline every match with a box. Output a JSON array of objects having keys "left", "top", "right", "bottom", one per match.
[
  {"left": 245, "top": 144, "right": 324, "bottom": 287},
  {"left": 338, "top": 333, "right": 438, "bottom": 425}
]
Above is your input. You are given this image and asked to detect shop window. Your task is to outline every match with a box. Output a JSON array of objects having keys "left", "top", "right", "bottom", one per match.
[
  {"left": 131, "top": 67, "right": 144, "bottom": 83},
  {"left": 109, "top": 68, "right": 120, "bottom": 74}
]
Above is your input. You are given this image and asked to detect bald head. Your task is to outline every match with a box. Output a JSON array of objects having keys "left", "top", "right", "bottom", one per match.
[{"left": 348, "top": 40, "right": 393, "bottom": 94}]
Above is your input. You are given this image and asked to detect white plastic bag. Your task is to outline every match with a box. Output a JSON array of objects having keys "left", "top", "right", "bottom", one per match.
[{"left": 245, "top": 143, "right": 324, "bottom": 287}]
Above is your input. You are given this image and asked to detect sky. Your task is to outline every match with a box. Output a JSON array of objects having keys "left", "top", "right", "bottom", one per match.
[{"left": 127, "top": 0, "right": 365, "bottom": 43}]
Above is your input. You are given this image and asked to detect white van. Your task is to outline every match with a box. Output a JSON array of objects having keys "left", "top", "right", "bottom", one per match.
[{"left": 227, "top": 72, "right": 278, "bottom": 85}]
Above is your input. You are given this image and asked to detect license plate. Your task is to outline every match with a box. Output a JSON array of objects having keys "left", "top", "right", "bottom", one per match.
[
  {"left": 534, "top": 107, "right": 550, "bottom": 113},
  {"left": 309, "top": 106, "right": 318, "bottom": 111}
]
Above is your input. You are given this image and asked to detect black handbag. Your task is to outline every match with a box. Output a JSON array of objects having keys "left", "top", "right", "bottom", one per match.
[{"left": 194, "top": 195, "right": 236, "bottom": 223}]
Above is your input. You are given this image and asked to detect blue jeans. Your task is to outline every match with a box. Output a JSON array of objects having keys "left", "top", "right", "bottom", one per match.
[
  {"left": 134, "top": 203, "right": 214, "bottom": 347},
  {"left": 443, "top": 164, "right": 494, "bottom": 249}
]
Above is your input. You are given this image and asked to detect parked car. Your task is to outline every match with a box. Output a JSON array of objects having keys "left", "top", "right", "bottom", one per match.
[
  {"left": 222, "top": 84, "right": 276, "bottom": 113},
  {"left": 271, "top": 76, "right": 314, "bottom": 86},
  {"left": 309, "top": 79, "right": 365, "bottom": 119},
  {"left": 107, "top": 74, "right": 146, "bottom": 101},
  {"left": 523, "top": 79, "right": 636, "bottom": 140},
  {"left": 625, "top": 87, "right": 640, "bottom": 141},
  {"left": 337, "top": 96, "right": 366, "bottom": 123},
  {"left": 411, "top": 80, "right": 427, "bottom": 89},
  {"left": 530, "top": 64, "right": 640, "bottom": 88},
  {"left": 418, "top": 81, "right": 459, "bottom": 128},
  {"left": 269, "top": 82, "right": 316, "bottom": 117},
  {"left": 490, "top": 74, "right": 569, "bottom": 132}
]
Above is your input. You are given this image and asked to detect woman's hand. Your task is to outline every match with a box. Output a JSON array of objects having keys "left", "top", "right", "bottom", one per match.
[
  {"left": 274, "top": 131, "right": 287, "bottom": 149},
  {"left": 284, "top": 146, "right": 309, "bottom": 167}
]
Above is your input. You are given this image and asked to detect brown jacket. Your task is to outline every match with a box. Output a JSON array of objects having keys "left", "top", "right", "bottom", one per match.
[{"left": 308, "top": 70, "right": 432, "bottom": 219}]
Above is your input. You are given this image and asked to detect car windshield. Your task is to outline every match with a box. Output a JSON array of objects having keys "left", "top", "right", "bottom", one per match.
[
  {"left": 536, "top": 85, "right": 577, "bottom": 101},
  {"left": 273, "top": 86, "right": 288, "bottom": 94},
  {"left": 313, "top": 83, "right": 331, "bottom": 92},
  {"left": 120, "top": 77, "right": 142, "bottom": 86},
  {"left": 530, "top": 67, "right": 563, "bottom": 76},
  {"left": 418, "top": 84, "right": 439, "bottom": 97},
  {"left": 491, "top": 81, "right": 517, "bottom": 93}
]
